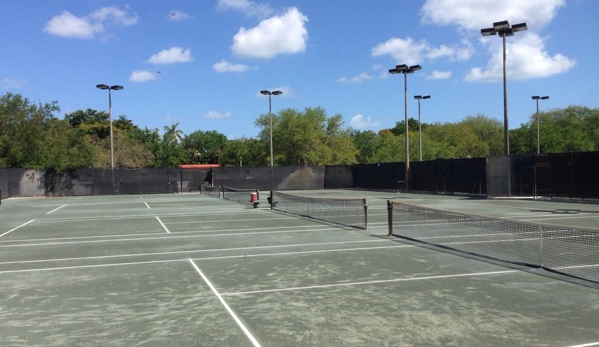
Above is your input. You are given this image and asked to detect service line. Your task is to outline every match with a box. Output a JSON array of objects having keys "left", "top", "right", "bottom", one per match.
[
  {"left": 0, "top": 220, "right": 35, "bottom": 238},
  {"left": 47, "top": 204, "right": 68, "bottom": 214}
]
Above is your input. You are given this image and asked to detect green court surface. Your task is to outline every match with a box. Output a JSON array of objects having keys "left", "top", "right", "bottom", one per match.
[{"left": 1, "top": 191, "right": 599, "bottom": 346}]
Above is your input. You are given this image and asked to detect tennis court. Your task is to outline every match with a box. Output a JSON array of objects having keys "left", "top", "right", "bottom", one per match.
[{"left": 1, "top": 191, "right": 599, "bottom": 346}]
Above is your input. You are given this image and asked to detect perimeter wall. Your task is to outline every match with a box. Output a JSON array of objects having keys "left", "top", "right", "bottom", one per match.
[{"left": 1, "top": 151, "right": 598, "bottom": 201}]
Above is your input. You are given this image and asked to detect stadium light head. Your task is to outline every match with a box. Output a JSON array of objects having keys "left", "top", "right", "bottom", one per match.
[
  {"left": 481, "top": 27, "right": 496, "bottom": 36},
  {"left": 111, "top": 85, "right": 123, "bottom": 91},
  {"left": 272, "top": 91, "right": 282, "bottom": 95},
  {"left": 96, "top": 84, "right": 109, "bottom": 90},
  {"left": 512, "top": 22, "right": 528, "bottom": 33},
  {"left": 493, "top": 20, "right": 510, "bottom": 30}
]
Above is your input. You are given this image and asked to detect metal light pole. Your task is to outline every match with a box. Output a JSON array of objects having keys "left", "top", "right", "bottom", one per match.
[
  {"left": 481, "top": 20, "right": 527, "bottom": 155},
  {"left": 389, "top": 64, "right": 422, "bottom": 191},
  {"left": 260, "top": 90, "right": 282, "bottom": 167},
  {"left": 96, "top": 84, "right": 123, "bottom": 174},
  {"left": 532, "top": 95, "right": 549, "bottom": 153},
  {"left": 414, "top": 95, "right": 430, "bottom": 161}
]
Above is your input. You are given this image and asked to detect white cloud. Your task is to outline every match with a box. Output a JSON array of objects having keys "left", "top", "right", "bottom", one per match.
[
  {"left": 88, "top": 7, "right": 139, "bottom": 26},
  {"left": 372, "top": 37, "right": 472, "bottom": 65},
  {"left": 168, "top": 10, "right": 190, "bottom": 21},
  {"left": 203, "top": 110, "right": 232, "bottom": 119},
  {"left": 128, "top": 70, "right": 157, "bottom": 83},
  {"left": 43, "top": 7, "right": 138, "bottom": 39},
  {"left": 147, "top": 47, "right": 193, "bottom": 64},
  {"left": 1, "top": 78, "right": 27, "bottom": 89},
  {"left": 466, "top": 33, "right": 575, "bottom": 82},
  {"left": 421, "top": 0, "right": 566, "bottom": 31},
  {"left": 231, "top": 7, "right": 308, "bottom": 59},
  {"left": 417, "top": 0, "right": 573, "bottom": 82},
  {"left": 427, "top": 70, "right": 452, "bottom": 79},
  {"left": 213, "top": 59, "right": 249, "bottom": 73},
  {"left": 337, "top": 72, "right": 374, "bottom": 84},
  {"left": 216, "top": 0, "right": 273, "bottom": 18},
  {"left": 350, "top": 114, "right": 382, "bottom": 129}
]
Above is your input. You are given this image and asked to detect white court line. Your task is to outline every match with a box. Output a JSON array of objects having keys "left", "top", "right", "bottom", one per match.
[
  {"left": 221, "top": 270, "right": 518, "bottom": 297},
  {"left": 0, "top": 220, "right": 35, "bottom": 238},
  {"left": 144, "top": 202, "right": 151, "bottom": 209},
  {"left": 0, "top": 227, "right": 347, "bottom": 248},
  {"left": 568, "top": 342, "right": 599, "bottom": 347},
  {"left": 155, "top": 217, "right": 170, "bottom": 233},
  {"left": 188, "top": 259, "right": 262, "bottom": 347},
  {"left": 0, "top": 224, "right": 323, "bottom": 245},
  {"left": 47, "top": 204, "right": 68, "bottom": 214},
  {"left": 0, "top": 240, "right": 397, "bottom": 266}
]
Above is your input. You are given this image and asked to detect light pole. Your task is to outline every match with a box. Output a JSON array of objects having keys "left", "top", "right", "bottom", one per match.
[
  {"left": 96, "top": 84, "right": 123, "bottom": 172},
  {"left": 481, "top": 20, "right": 527, "bottom": 155},
  {"left": 532, "top": 95, "right": 549, "bottom": 154},
  {"left": 389, "top": 64, "right": 422, "bottom": 191},
  {"left": 414, "top": 95, "right": 430, "bottom": 161},
  {"left": 260, "top": 90, "right": 282, "bottom": 167}
]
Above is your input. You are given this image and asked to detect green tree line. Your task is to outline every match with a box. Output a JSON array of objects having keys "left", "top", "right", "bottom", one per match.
[{"left": 1, "top": 92, "right": 599, "bottom": 169}]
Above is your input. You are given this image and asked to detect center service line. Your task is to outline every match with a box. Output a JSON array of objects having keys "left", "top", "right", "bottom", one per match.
[
  {"left": 0, "top": 220, "right": 35, "bottom": 238},
  {"left": 155, "top": 216, "right": 170, "bottom": 233},
  {"left": 47, "top": 204, "right": 68, "bottom": 214},
  {"left": 188, "top": 259, "right": 261, "bottom": 347}
]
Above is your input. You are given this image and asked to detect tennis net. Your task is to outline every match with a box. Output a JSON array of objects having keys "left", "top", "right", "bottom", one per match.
[
  {"left": 270, "top": 191, "right": 367, "bottom": 229},
  {"left": 222, "top": 186, "right": 259, "bottom": 205},
  {"left": 387, "top": 200, "right": 599, "bottom": 284},
  {"left": 200, "top": 184, "right": 221, "bottom": 198}
]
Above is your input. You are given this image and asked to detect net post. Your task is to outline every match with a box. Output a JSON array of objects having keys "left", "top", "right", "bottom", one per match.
[
  {"left": 219, "top": 185, "right": 223, "bottom": 199},
  {"left": 387, "top": 200, "right": 393, "bottom": 236},
  {"left": 269, "top": 190, "right": 273, "bottom": 210},
  {"left": 363, "top": 198, "right": 368, "bottom": 230},
  {"left": 539, "top": 225, "right": 544, "bottom": 268}
]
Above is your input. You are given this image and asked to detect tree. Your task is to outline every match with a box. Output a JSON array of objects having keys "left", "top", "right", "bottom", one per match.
[
  {"left": 351, "top": 130, "right": 380, "bottom": 164},
  {"left": 424, "top": 122, "right": 489, "bottom": 158},
  {"left": 255, "top": 107, "right": 358, "bottom": 166},
  {"left": 511, "top": 105, "right": 598, "bottom": 154},
  {"left": 219, "top": 138, "right": 267, "bottom": 166},
  {"left": 459, "top": 114, "right": 503, "bottom": 155},
  {"left": 389, "top": 118, "right": 425, "bottom": 136},
  {"left": 163, "top": 123, "right": 184, "bottom": 143},
  {"left": 0, "top": 92, "right": 61, "bottom": 168},
  {"left": 182, "top": 130, "right": 227, "bottom": 164},
  {"left": 146, "top": 124, "right": 186, "bottom": 167}
]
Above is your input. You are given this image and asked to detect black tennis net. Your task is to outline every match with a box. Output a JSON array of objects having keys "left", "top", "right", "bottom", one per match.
[
  {"left": 200, "top": 184, "right": 221, "bottom": 198},
  {"left": 222, "top": 186, "right": 259, "bottom": 205},
  {"left": 387, "top": 200, "right": 599, "bottom": 284},
  {"left": 270, "top": 191, "right": 367, "bottom": 229}
]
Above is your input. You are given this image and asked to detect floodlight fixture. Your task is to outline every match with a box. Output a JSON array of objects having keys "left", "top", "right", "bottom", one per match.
[
  {"left": 532, "top": 95, "right": 550, "bottom": 154},
  {"left": 389, "top": 64, "right": 423, "bottom": 191},
  {"left": 414, "top": 95, "right": 431, "bottom": 161},
  {"left": 260, "top": 90, "right": 283, "bottom": 167},
  {"left": 96, "top": 83, "right": 124, "bottom": 184},
  {"left": 480, "top": 20, "right": 527, "bottom": 155}
]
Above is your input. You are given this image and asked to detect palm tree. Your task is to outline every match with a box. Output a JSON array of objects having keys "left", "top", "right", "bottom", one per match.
[{"left": 163, "top": 123, "right": 184, "bottom": 143}]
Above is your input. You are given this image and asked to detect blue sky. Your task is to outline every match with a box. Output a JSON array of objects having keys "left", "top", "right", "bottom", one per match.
[{"left": 1, "top": 0, "right": 597, "bottom": 139}]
